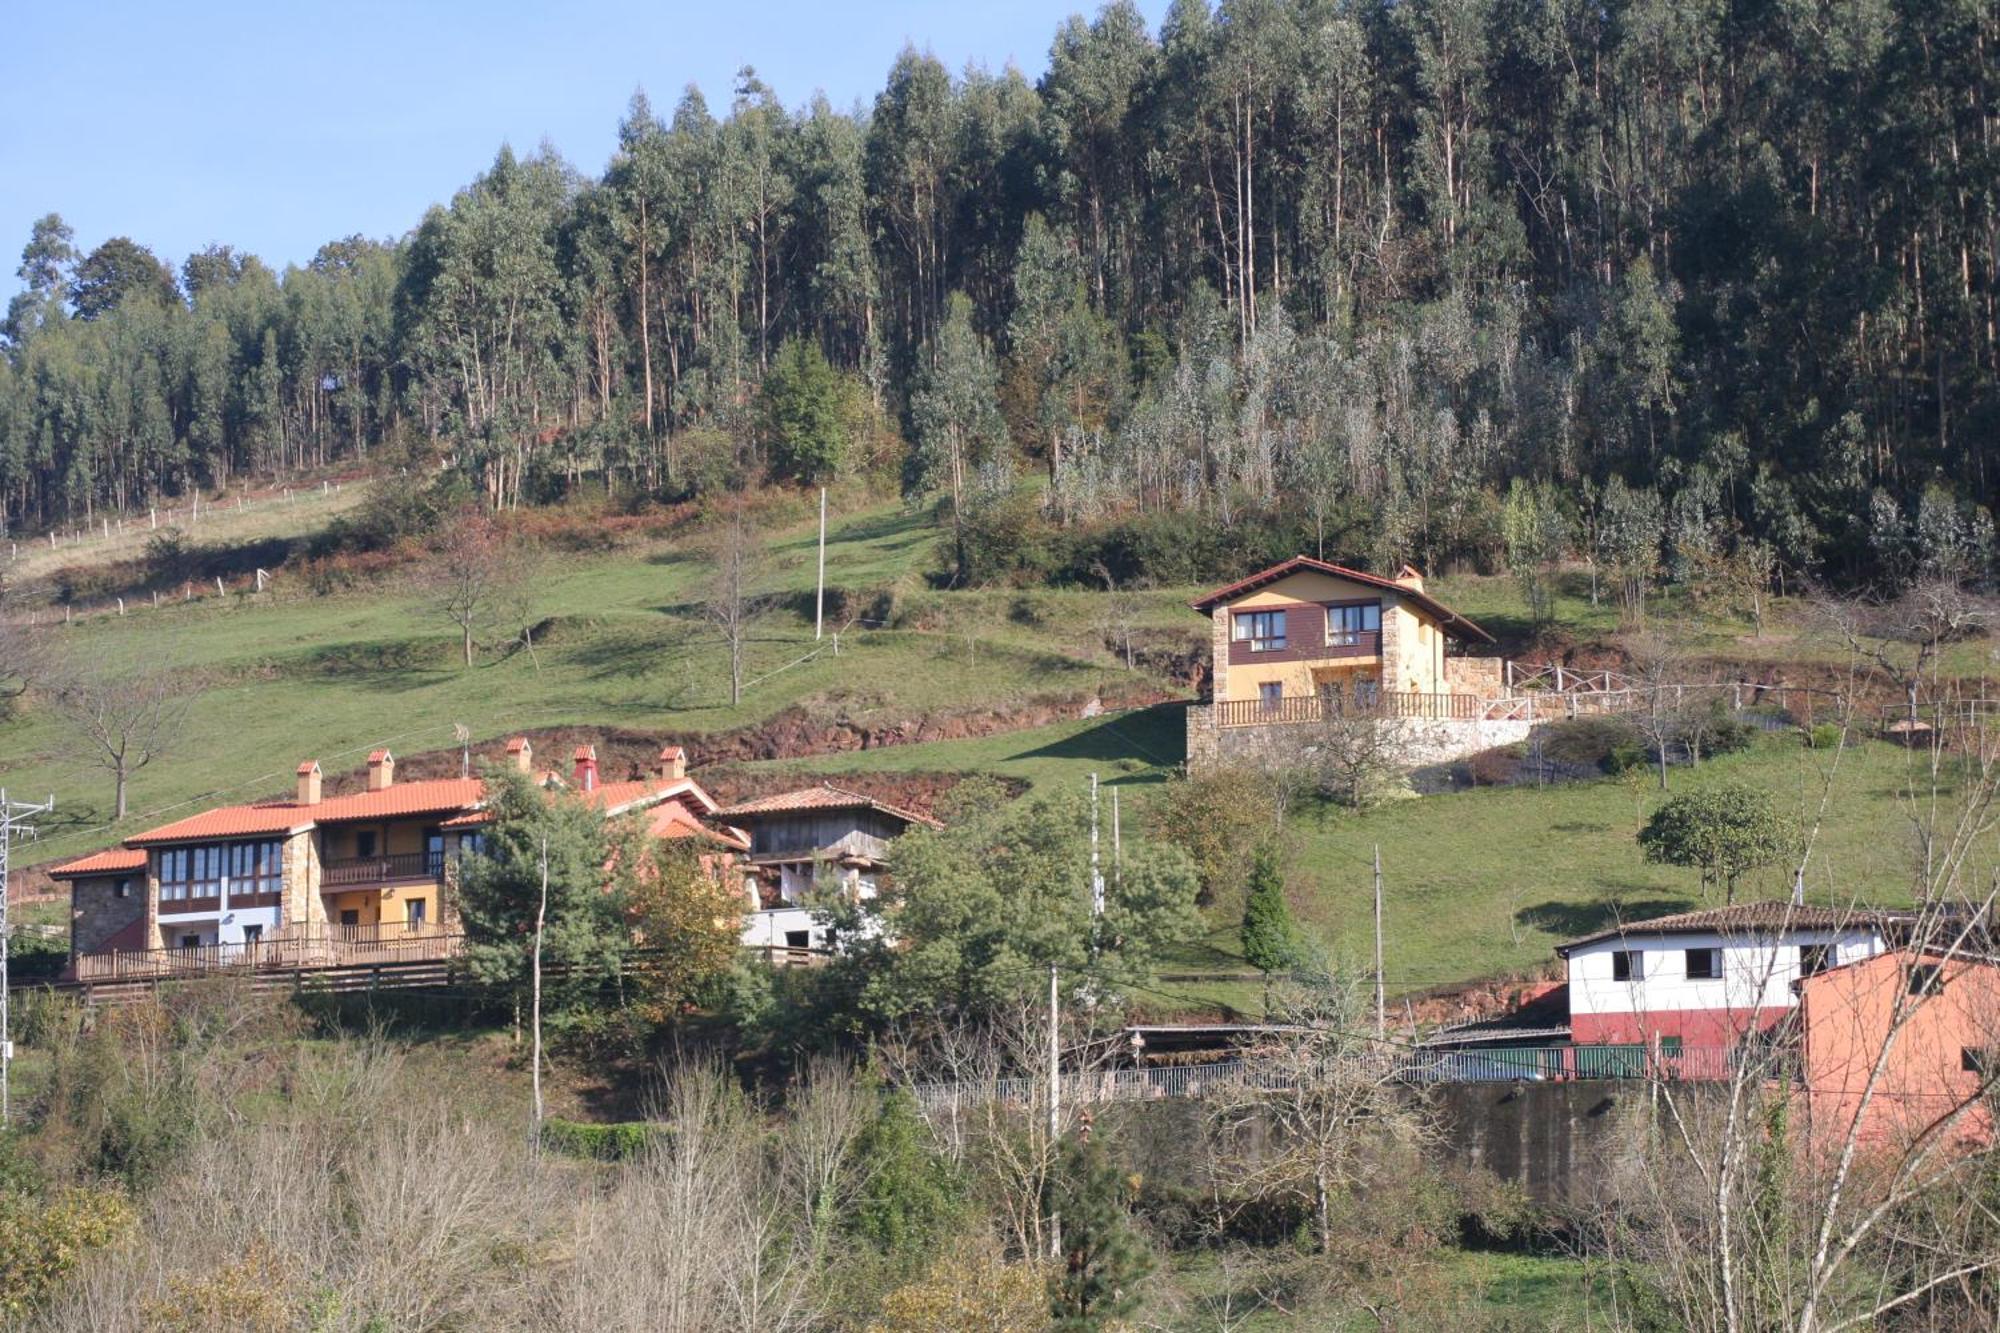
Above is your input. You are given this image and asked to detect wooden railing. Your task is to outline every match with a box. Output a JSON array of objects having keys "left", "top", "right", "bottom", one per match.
[
  {"left": 320, "top": 852, "right": 443, "bottom": 886},
  {"left": 73, "top": 925, "right": 461, "bottom": 983},
  {"left": 1212, "top": 691, "right": 1481, "bottom": 728}
]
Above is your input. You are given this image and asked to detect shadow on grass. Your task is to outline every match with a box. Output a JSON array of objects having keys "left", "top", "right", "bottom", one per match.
[
  {"left": 293, "top": 637, "right": 454, "bottom": 692},
  {"left": 561, "top": 624, "right": 703, "bottom": 682},
  {"left": 1006, "top": 703, "right": 1187, "bottom": 774},
  {"left": 1513, "top": 897, "right": 1695, "bottom": 939}
]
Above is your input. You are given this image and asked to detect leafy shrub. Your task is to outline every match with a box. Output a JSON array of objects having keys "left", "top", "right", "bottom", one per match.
[
  {"left": 1466, "top": 744, "right": 1525, "bottom": 786},
  {"left": 1539, "top": 715, "right": 1638, "bottom": 770},
  {"left": 1803, "top": 722, "right": 1843, "bottom": 750},
  {"left": 537, "top": 1117, "right": 668, "bottom": 1161},
  {"left": 0, "top": 1184, "right": 134, "bottom": 1318}
]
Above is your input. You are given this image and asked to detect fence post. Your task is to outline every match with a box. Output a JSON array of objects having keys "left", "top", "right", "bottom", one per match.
[{"left": 215, "top": 576, "right": 225, "bottom": 598}]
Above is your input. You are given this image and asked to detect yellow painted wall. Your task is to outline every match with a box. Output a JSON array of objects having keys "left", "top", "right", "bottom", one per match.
[
  {"left": 328, "top": 890, "right": 381, "bottom": 926},
  {"left": 1231, "top": 570, "right": 1386, "bottom": 609}
]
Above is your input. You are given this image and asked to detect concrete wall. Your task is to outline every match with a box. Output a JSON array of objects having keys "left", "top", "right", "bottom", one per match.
[{"left": 1428, "top": 1079, "right": 1676, "bottom": 1209}]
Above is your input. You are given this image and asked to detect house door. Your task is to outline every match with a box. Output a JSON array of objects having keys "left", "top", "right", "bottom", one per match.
[{"left": 339, "top": 909, "right": 360, "bottom": 927}]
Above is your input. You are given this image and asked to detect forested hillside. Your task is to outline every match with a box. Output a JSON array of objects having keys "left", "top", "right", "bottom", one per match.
[{"left": 2, "top": 0, "right": 1996, "bottom": 589}]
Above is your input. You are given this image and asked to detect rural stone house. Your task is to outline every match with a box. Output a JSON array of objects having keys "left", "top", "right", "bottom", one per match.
[
  {"left": 1184, "top": 556, "right": 1521, "bottom": 770},
  {"left": 50, "top": 739, "right": 736, "bottom": 982}
]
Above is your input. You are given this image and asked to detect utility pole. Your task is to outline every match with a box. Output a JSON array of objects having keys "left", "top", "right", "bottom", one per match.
[
  {"left": 0, "top": 790, "right": 54, "bottom": 1128},
  {"left": 530, "top": 835, "right": 549, "bottom": 1139},
  {"left": 1372, "top": 845, "right": 1386, "bottom": 1041},
  {"left": 1048, "top": 960, "right": 1061, "bottom": 1259},
  {"left": 1110, "top": 788, "right": 1121, "bottom": 887},
  {"left": 1089, "top": 773, "right": 1104, "bottom": 925},
  {"left": 814, "top": 487, "right": 827, "bottom": 641}
]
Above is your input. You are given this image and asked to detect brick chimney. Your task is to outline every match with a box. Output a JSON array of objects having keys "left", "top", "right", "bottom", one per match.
[
  {"left": 659, "top": 745, "right": 686, "bottom": 782},
  {"left": 296, "top": 759, "right": 322, "bottom": 805},
  {"left": 366, "top": 749, "right": 395, "bottom": 791},
  {"left": 506, "top": 736, "right": 534, "bottom": 775},
  {"left": 1393, "top": 563, "right": 1426, "bottom": 592},
  {"left": 572, "top": 745, "right": 597, "bottom": 792}
]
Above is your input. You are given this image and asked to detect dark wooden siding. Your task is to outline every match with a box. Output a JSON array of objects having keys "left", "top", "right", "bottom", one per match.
[{"left": 1225, "top": 600, "right": 1382, "bottom": 666}]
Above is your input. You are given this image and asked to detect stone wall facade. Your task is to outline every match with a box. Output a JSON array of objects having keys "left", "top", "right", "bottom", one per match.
[
  {"left": 1185, "top": 708, "right": 1532, "bottom": 774},
  {"left": 1445, "top": 656, "right": 1506, "bottom": 700},
  {"left": 70, "top": 876, "right": 147, "bottom": 958}
]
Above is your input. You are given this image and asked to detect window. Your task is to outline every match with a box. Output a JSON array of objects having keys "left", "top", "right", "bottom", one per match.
[
  {"left": 1963, "top": 1048, "right": 1993, "bottom": 1075},
  {"left": 1909, "top": 963, "right": 1943, "bottom": 996},
  {"left": 241, "top": 924, "right": 263, "bottom": 946},
  {"left": 113, "top": 877, "right": 132, "bottom": 899},
  {"left": 339, "top": 909, "right": 360, "bottom": 927},
  {"left": 1612, "top": 950, "right": 1645, "bottom": 982},
  {"left": 1232, "top": 609, "right": 1288, "bottom": 652},
  {"left": 1686, "top": 948, "right": 1722, "bottom": 980},
  {"left": 157, "top": 840, "right": 282, "bottom": 904},
  {"left": 1353, "top": 675, "right": 1380, "bottom": 708},
  {"left": 406, "top": 899, "right": 427, "bottom": 928},
  {"left": 355, "top": 830, "right": 378, "bottom": 859},
  {"left": 1326, "top": 602, "right": 1382, "bottom": 646},
  {"left": 1258, "top": 682, "right": 1284, "bottom": 711},
  {"left": 1800, "top": 944, "right": 1832, "bottom": 976},
  {"left": 179, "top": 933, "right": 202, "bottom": 949}
]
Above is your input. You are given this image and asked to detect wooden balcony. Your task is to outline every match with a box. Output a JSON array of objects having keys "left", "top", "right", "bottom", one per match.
[
  {"left": 1212, "top": 690, "right": 1481, "bottom": 728},
  {"left": 321, "top": 851, "right": 444, "bottom": 887},
  {"left": 73, "top": 924, "right": 461, "bottom": 983}
]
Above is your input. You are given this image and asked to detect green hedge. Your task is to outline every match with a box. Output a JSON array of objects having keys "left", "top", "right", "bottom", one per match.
[{"left": 537, "top": 1118, "right": 669, "bottom": 1161}]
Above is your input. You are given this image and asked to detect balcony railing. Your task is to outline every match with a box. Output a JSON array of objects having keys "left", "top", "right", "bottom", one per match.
[
  {"left": 72, "top": 924, "right": 461, "bottom": 984},
  {"left": 1212, "top": 690, "right": 1481, "bottom": 729},
  {"left": 321, "top": 851, "right": 444, "bottom": 887}
]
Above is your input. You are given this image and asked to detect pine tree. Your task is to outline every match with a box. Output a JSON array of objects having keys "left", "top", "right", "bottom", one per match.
[
  {"left": 1047, "top": 1134, "right": 1151, "bottom": 1330},
  {"left": 1241, "top": 846, "right": 1304, "bottom": 1012}
]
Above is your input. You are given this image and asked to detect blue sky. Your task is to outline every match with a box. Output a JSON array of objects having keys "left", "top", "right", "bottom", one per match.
[{"left": 0, "top": 0, "right": 1169, "bottom": 296}]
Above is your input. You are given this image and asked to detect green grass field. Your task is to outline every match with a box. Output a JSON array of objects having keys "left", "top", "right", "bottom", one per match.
[
  {"left": 1, "top": 499, "right": 1196, "bottom": 867},
  {"left": 8, "top": 490, "right": 1989, "bottom": 1005}
]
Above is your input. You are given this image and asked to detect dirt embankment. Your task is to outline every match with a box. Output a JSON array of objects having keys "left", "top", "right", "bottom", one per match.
[{"left": 331, "top": 686, "right": 1168, "bottom": 809}]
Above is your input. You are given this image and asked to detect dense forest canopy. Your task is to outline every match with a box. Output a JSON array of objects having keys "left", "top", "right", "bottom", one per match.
[{"left": 2, "top": 0, "right": 1995, "bottom": 588}]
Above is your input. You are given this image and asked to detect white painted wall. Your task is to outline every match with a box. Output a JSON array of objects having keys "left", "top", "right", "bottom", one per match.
[{"left": 1568, "top": 928, "right": 1885, "bottom": 1016}]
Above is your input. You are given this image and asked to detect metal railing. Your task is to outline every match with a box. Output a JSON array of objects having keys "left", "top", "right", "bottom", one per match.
[
  {"left": 320, "top": 851, "right": 444, "bottom": 886},
  {"left": 1400, "top": 1043, "right": 1735, "bottom": 1083}
]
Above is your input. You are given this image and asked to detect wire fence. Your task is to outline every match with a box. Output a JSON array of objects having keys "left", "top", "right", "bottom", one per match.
[{"left": 906, "top": 1044, "right": 1741, "bottom": 1112}]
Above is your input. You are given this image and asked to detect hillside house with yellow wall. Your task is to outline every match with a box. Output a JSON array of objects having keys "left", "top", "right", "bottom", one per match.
[
  {"left": 1186, "top": 556, "right": 1522, "bottom": 769},
  {"left": 49, "top": 739, "right": 738, "bottom": 981}
]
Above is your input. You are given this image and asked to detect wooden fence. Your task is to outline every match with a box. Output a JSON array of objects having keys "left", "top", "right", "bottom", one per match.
[{"left": 73, "top": 926, "right": 460, "bottom": 983}]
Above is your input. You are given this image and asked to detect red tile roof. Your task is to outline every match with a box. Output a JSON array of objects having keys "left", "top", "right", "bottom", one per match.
[
  {"left": 48, "top": 847, "right": 148, "bottom": 879},
  {"left": 1190, "top": 555, "right": 1496, "bottom": 644},
  {"left": 715, "top": 784, "right": 940, "bottom": 829},
  {"left": 126, "top": 777, "right": 488, "bottom": 846},
  {"left": 1556, "top": 903, "right": 1903, "bottom": 956}
]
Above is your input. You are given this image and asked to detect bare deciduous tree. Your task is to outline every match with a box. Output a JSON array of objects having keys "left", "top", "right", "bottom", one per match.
[
  {"left": 1815, "top": 576, "right": 1992, "bottom": 734},
  {"left": 422, "top": 515, "right": 531, "bottom": 669},
  {"left": 705, "top": 509, "right": 759, "bottom": 707},
  {"left": 51, "top": 659, "right": 195, "bottom": 819},
  {"left": 1204, "top": 973, "right": 1436, "bottom": 1256}
]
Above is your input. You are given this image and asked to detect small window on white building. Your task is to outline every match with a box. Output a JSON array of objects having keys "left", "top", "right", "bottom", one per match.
[
  {"left": 1799, "top": 944, "right": 1832, "bottom": 976},
  {"left": 1685, "top": 948, "right": 1721, "bottom": 980},
  {"left": 1612, "top": 949, "right": 1645, "bottom": 982}
]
